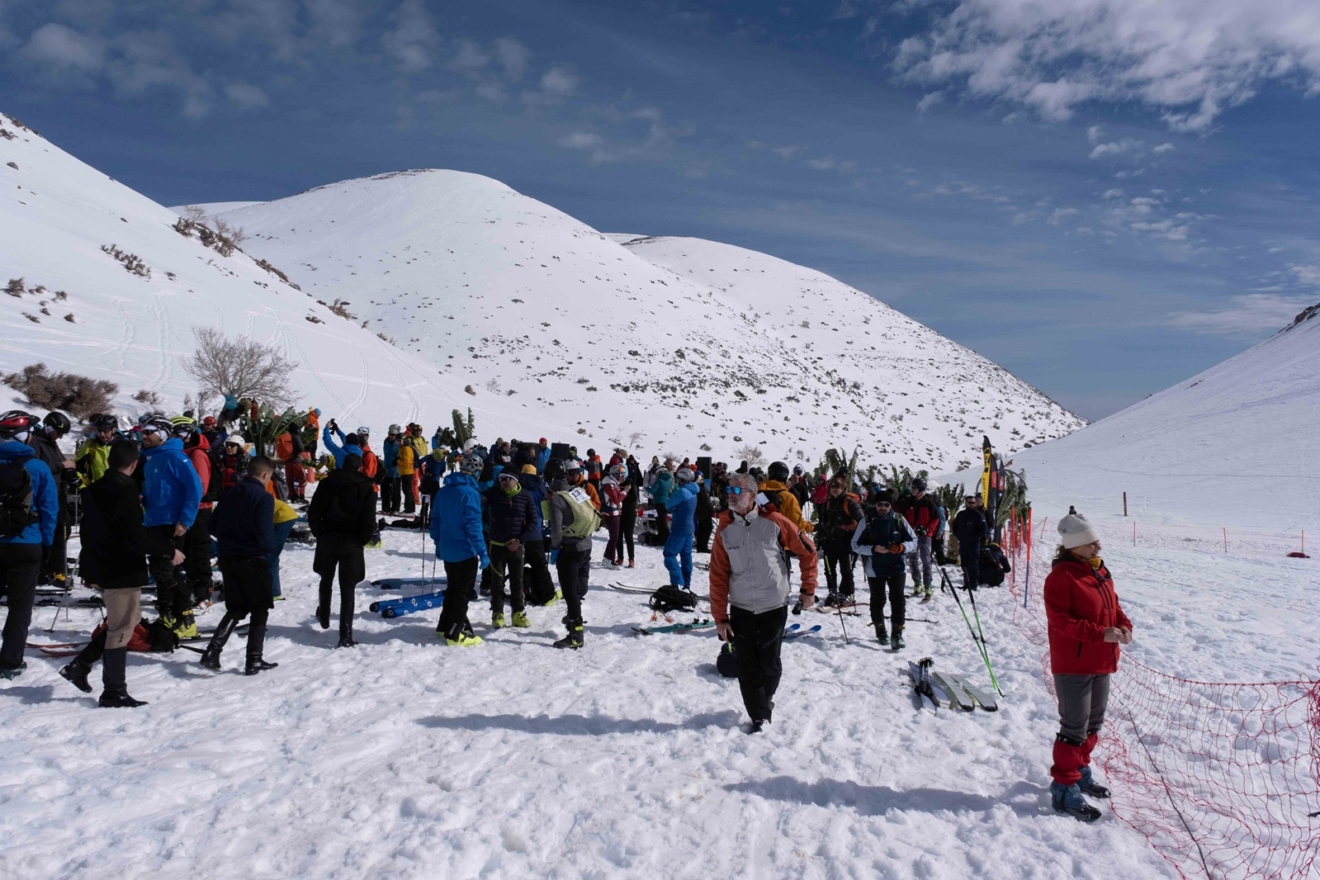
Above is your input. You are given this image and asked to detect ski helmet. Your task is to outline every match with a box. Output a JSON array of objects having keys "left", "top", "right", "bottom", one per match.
[
  {"left": 768, "top": 461, "right": 790, "bottom": 482},
  {"left": 460, "top": 455, "right": 483, "bottom": 475},
  {"left": 93, "top": 413, "right": 118, "bottom": 433},
  {"left": 608, "top": 463, "right": 626, "bottom": 480},
  {"left": 0, "top": 410, "right": 39, "bottom": 438},
  {"left": 356, "top": 426, "right": 370, "bottom": 436},
  {"left": 565, "top": 459, "right": 583, "bottom": 474},
  {"left": 169, "top": 415, "right": 196, "bottom": 437},
  {"left": 676, "top": 467, "right": 696, "bottom": 484},
  {"left": 43, "top": 411, "right": 71, "bottom": 435},
  {"left": 911, "top": 477, "right": 927, "bottom": 493},
  {"left": 543, "top": 459, "right": 565, "bottom": 482},
  {"left": 202, "top": 416, "right": 217, "bottom": 428},
  {"left": 140, "top": 416, "right": 174, "bottom": 440},
  {"left": 388, "top": 424, "right": 402, "bottom": 435}
]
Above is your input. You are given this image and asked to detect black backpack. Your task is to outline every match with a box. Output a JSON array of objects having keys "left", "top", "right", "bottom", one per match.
[
  {"left": 0, "top": 460, "right": 38, "bottom": 537},
  {"left": 649, "top": 584, "right": 698, "bottom": 613}
]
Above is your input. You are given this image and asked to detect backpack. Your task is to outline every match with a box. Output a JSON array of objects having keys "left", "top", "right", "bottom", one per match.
[
  {"left": 649, "top": 583, "right": 698, "bottom": 613},
  {"left": 559, "top": 487, "right": 601, "bottom": 538},
  {"left": 0, "top": 460, "right": 38, "bottom": 538}
]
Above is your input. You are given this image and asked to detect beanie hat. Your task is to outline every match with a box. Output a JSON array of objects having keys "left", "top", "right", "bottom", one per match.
[
  {"left": 872, "top": 488, "right": 893, "bottom": 504},
  {"left": 345, "top": 433, "right": 361, "bottom": 447},
  {"left": 520, "top": 464, "right": 538, "bottom": 474},
  {"left": 1058, "top": 513, "right": 1100, "bottom": 549}
]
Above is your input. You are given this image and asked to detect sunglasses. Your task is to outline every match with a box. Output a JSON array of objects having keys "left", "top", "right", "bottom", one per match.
[
  {"left": 725, "top": 486, "right": 746, "bottom": 495},
  {"left": 498, "top": 474, "right": 518, "bottom": 482}
]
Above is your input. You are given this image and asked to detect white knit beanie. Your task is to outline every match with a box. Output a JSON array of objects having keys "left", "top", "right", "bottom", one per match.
[{"left": 1058, "top": 513, "right": 1100, "bottom": 549}]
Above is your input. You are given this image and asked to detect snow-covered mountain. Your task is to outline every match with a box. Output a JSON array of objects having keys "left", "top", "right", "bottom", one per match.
[
  {"left": 208, "top": 172, "right": 1082, "bottom": 469},
  {"left": 1010, "top": 305, "right": 1320, "bottom": 530}
]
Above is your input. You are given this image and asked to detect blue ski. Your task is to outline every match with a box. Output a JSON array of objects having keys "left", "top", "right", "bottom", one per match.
[
  {"left": 370, "top": 590, "right": 445, "bottom": 618},
  {"left": 372, "top": 577, "right": 447, "bottom": 590},
  {"left": 783, "top": 624, "right": 822, "bottom": 641}
]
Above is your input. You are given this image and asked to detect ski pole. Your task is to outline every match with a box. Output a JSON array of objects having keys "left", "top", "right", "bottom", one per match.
[
  {"left": 837, "top": 600, "right": 849, "bottom": 645},
  {"left": 964, "top": 585, "right": 1003, "bottom": 696},
  {"left": 941, "top": 567, "right": 1003, "bottom": 695}
]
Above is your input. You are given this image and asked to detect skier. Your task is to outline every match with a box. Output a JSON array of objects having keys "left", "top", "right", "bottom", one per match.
[
  {"left": 0, "top": 411, "right": 59, "bottom": 680},
  {"left": 1045, "top": 512, "right": 1133, "bottom": 822},
  {"left": 535, "top": 437, "right": 551, "bottom": 474},
  {"left": 59, "top": 440, "right": 177, "bottom": 704},
  {"left": 647, "top": 465, "right": 673, "bottom": 544},
  {"left": 75, "top": 413, "right": 120, "bottom": 487},
  {"left": 516, "top": 463, "right": 557, "bottom": 605},
  {"left": 547, "top": 458, "right": 600, "bottom": 649},
  {"left": 664, "top": 467, "right": 700, "bottom": 589},
  {"left": 759, "top": 461, "right": 814, "bottom": 534},
  {"left": 430, "top": 455, "right": 487, "bottom": 647},
  {"left": 951, "top": 493, "right": 990, "bottom": 590},
  {"left": 851, "top": 488, "right": 916, "bottom": 648},
  {"left": 139, "top": 416, "right": 204, "bottom": 638},
  {"left": 175, "top": 416, "right": 216, "bottom": 607},
  {"left": 306, "top": 452, "right": 376, "bottom": 647},
  {"left": 320, "top": 419, "right": 362, "bottom": 468},
  {"left": 212, "top": 434, "right": 249, "bottom": 496},
  {"left": 199, "top": 457, "right": 278, "bottom": 675},
  {"left": 600, "top": 464, "right": 626, "bottom": 566},
  {"left": 486, "top": 470, "right": 535, "bottom": 629},
  {"left": 26, "top": 411, "right": 74, "bottom": 586},
  {"left": 381, "top": 425, "right": 402, "bottom": 514},
  {"left": 710, "top": 473, "right": 818, "bottom": 733},
  {"left": 897, "top": 477, "right": 940, "bottom": 602},
  {"left": 619, "top": 455, "right": 641, "bottom": 568},
  {"left": 819, "top": 475, "right": 864, "bottom": 606},
  {"left": 693, "top": 469, "right": 715, "bottom": 554},
  {"left": 406, "top": 424, "right": 428, "bottom": 509}
]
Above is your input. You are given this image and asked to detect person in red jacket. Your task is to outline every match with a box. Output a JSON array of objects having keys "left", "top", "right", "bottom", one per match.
[
  {"left": 179, "top": 424, "right": 215, "bottom": 607},
  {"left": 1044, "top": 512, "right": 1133, "bottom": 823}
]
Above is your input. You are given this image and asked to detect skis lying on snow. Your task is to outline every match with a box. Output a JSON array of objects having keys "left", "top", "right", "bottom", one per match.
[
  {"left": 908, "top": 658, "right": 941, "bottom": 710},
  {"left": 371, "top": 576, "right": 448, "bottom": 590},
  {"left": 945, "top": 673, "right": 999, "bottom": 711},
  {"left": 783, "top": 623, "right": 822, "bottom": 641},
  {"left": 904, "top": 659, "right": 999, "bottom": 712},
  {"left": 31, "top": 625, "right": 250, "bottom": 657},
  {"left": 633, "top": 619, "right": 714, "bottom": 635},
  {"left": 369, "top": 591, "right": 445, "bottom": 619}
]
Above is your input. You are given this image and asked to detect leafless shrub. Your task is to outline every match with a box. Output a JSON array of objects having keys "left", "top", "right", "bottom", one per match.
[
  {"left": 5, "top": 278, "right": 24, "bottom": 296},
  {"left": 485, "top": 379, "right": 500, "bottom": 393},
  {"left": 305, "top": 315, "right": 323, "bottom": 324},
  {"left": 734, "top": 444, "right": 766, "bottom": 467},
  {"left": 181, "top": 326, "right": 297, "bottom": 408},
  {"left": 22, "top": 312, "right": 39, "bottom": 323},
  {"left": 133, "top": 389, "right": 161, "bottom": 406},
  {"left": 100, "top": 244, "right": 151, "bottom": 278},
  {"left": 53, "top": 290, "right": 68, "bottom": 301},
  {"left": 173, "top": 217, "right": 196, "bottom": 237},
  {"left": 254, "top": 258, "right": 290, "bottom": 285},
  {"left": 213, "top": 217, "right": 246, "bottom": 247},
  {"left": 464, "top": 385, "right": 477, "bottom": 396},
  {"left": 326, "top": 298, "right": 356, "bottom": 320},
  {"left": 2, "top": 363, "right": 118, "bottom": 416},
  {"left": 181, "top": 205, "right": 209, "bottom": 224},
  {"left": 64, "top": 313, "right": 75, "bottom": 323}
]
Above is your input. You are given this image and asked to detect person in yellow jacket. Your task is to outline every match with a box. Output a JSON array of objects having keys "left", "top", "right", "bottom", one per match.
[
  {"left": 269, "top": 496, "right": 300, "bottom": 599},
  {"left": 396, "top": 436, "right": 418, "bottom": 515},
  {"left": 75, "top": 414, "right": 120, "bottom": 487},
  {"left": 760, "top": 461, "right": 814, "bottom": 533}
]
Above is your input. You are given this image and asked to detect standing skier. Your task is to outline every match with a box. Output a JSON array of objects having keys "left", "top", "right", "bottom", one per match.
[
  {"left": 851, "top": 488, "right": 916, "bottom": 648},
  {"left": 306, "top": 452, "right": 376, "bottom": 647},
  {"left": 140, "top": 416, "right": 204, "bottom": 638},
  {"left": 951, "top": 494, "right": 989, "bottom": 590},
  {"left": 600, "top": 464, "right": 626, "bottom": 566},
  {"left": 1044, "top": 512, "right": 1133, "bottom": 822},
  {"left": 710, "top": 473, "right": 818, "bottom": 733},
  {"left": 0, "top": 411, "right": 59, "bottom": 680},
  {"left": 819, "top": 475, "right": 864, "bottom": 606},
  {"left": 431, "top": 455, "right": 487, "bottom": 647},
  {"left": 547, "top": 459, "right": 600, "bottom": 649},
  {"left": 897, "top": 477, "right": 940, "bottom": 602},
  {"left": 663, "top": 467, "right": 700, "bottom": 589},
  {"left": 486, "top": 470, "right": 535, "bottom": 629}
]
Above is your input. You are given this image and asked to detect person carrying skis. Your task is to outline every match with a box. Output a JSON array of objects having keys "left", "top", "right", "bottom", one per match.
[
  {"left": 140, "top": 416, "right": 204, "bottom": 639},
  {"left": 851, "top": 488, "right": 916, "bottom": 648},
  {"left": 664, "top": 467, "right": 700, "bottom": 589},
  {"left": 199, "top": 457, "right": 278, "bottom": 675},
  {"left": 430, "top": 455, "right": 487, "bottom": 647},
  {"left": 306, "top": 452, "right": 376, "bottom": 647},
  {"left": 951, "top": 494, "right": 989, "bottom": 589},
  {"left": 485, "top": 469, "right": 535, "bottom": 629},
  {"left": 819, "top": 474, "right": 864, "bottom": 606},
  {"left": 0, "top": 411, "right": 60, "bottom": 680},
  {"left": 897, "top": 477, "right": 940, "bottom": 602},
  {"left": 1044, "top": 512, "right": 1133, "bottom": 823},
  {"left": 710, "top": 473, "right": 818, "bottom": 733},
  {"left": 547, "top": 458, "right": 599, "bottom": 649}
]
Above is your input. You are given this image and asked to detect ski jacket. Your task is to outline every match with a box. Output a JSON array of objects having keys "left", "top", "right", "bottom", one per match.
[
  {"left": 1044, "top": 557, "right": 1132, "bottom": 675},
  {"left": 430, "top": 473, "right": 488, "bottom": 566},
  {"left": 25, "top": 430, "right": 66, "bottom": 484},
  {"left": 210, "top": 449, "right": 249, "bottom": 498},
  {"left": 185, "top": 434, "right": 214, "bottom": 511},
  {"left": 709, "top": 508, "right": 818, "bottom": 623},
  {"left": 382, "top": 438, "right": 401, "bottom": 479},
  {"left": 599, "top": 476, "right": 625, "bottom": 517},
  {"left": 980, "top": 544, "right": 1012, "bottom": 586},
  {"left": 484, "top": 482, "right": 536, "bottom": 545},
  {"left": 408, "top": 435, "right": 427, "bottom": 463},
  {"left": 75, "top": 437, "right": 112, "bottom": 486},
  {"left": 518, "top": 472, "right": 547, "bottom": 537},
  {"left": 321, "top": 424, "right": 362, "bottom": 468},
  {"left": 306, "top": 468, "right": 377, "bottom": 545},
  {"left": 898, "top": 493, "right": 941, "bottom": 538},
  {"left": 142, "top": 437, "right": 204, "bottom": 530},
  {"left": 0, "top": 439, "right": 58, "bottom": 545},
  {"left": 951, "top": 508, "right": 989, "bottom": 555},
  {"left": 821, "top": 491, "right": 864, "bottom": 543},
  {"left": 851, "top": 511, "right": 916, "bottom": 579},
  {"left": 649, "top": 470, "right": 674, "bottom": 506},
  {"left": 536, "top": 445, "right": 552, "bottom": 474},
  {"left": 420, "top": 453, "right": 446, "bottom": 497},
  {"left": 209, "top": 474, "right": 275, "bottom": 559},
  {"left": 665, "top": 481, "right": 699, "bottom": 537},
  {"left": 577, "top": 478, "right": 601, "bottom": 511},
  {"left": 759, "top": 479, "right": 814, "bottom": 533},
  {"left": 397, "top": 442, "right": 417, "bottom": 477},
  {"left": 79, "top": 470, "right": 175, "bottom": 589}
]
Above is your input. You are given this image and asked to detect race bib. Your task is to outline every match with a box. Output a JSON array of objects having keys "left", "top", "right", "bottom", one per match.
[{"left": 569, "top": 487, "right": 590, "bottom": 504}]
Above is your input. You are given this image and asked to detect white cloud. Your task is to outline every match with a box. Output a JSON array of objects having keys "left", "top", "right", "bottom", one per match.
[
  {"left": 1090, "top": 138, "right": 1143, "bottom": 159},
  {"left": 1292, "top": 264, "right": 1320, "bottom": 287},
  {"left": 540, "top": 66, "right": 578, "bottom": 96},
  {"left": 1086, "top": 124, "right": 1104, "bottom": 144},
  {"left": 494, "top": 37, "right": 530, "bottom": 81},
  {"left": 748, "top": 141, "right": 807, "bottom": 159},
  {"left": 1048, "top": 207, "right": 1079, "bottom": 226},
  {"left": 807, "top": 155, "right": 858, "bottom": 173},
  {"left": 1102, "top": 188, "right": 1124, "bottom": 199},
  {"left": 224, "top": 82, "right": 269, "bottom": 109},
  {"left": 18, "top": 22, "right": 104, "bottom": 74},
  {"left": 916, "top": 91, "right": 943, "bottom": 115},
  {"left": 474, "top": 80, "right": 507, "bottom": 103},
  {"left": 1169, "top": 293, "right": 1319, "bottom": 336},
  {"left": 1153, "top": 142, "right": 1176, "bottom": 154},
  {"left": 894, "top": 0, "right": 1320, "bottom": 131},
  {"left": 559, "top": 131, "right": 603, "bottom": 150},
  {"left": 448, "top": 38, "right": 489, "bottom": 72},
  {"left": 383, "top": 0, "right": 439, "bottom": 74}
]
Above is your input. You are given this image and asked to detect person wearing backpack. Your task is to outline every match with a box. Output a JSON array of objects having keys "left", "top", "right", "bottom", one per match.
[
  {"left": 307, "top": 452, "right": 377, "bottom": 648},
  {"left": 648, "top": 467, "right": 673, "bottom": 544},
  {"left": 273, "top": 424, "right": 305, "bottom": 503},
  {"left": 516, "top": 464, "right": 556, "bottom": 606},
  {"left": 820, "top": 475, "right": 865, "bottom": 607},
  {"left": 396, "top": 428, "right": 418, "bottom": 515},
  {"left": 430, "top": 455, "right": 489, "bottom": 647},
  {"left": 59, "top": 440, "right": 179, "bottom": 704},
  {"left": 381, "top": 425, "right": 402, "bottom": 515},
  {"left": 663, "top": 467, "right": 700, "bottom": 590},
  {"left": 600, "top": 465, "right": 626, "bottom": 566},
  {"left": 485, "top": 470, "right": 536, "bottom": 629},
  {"left": 851, "top": 488, "right": 917, "bottom": 649},
  {"left": 177, "top": 418, "right": 216, "bottom": 608},
  {"left": 26, "top": 411, "right": 74, "bottom": 587},
  {"left": 547, "top": 459, "right": 600, "bottom": 649},
  {"left": 897, "top": 477, "right": 941, "bottom": 602},
  {"left": 0, "top": 412, "right": 59, "bottom": 679},
  {"left": 952, "top": 493, "right": 990, "bottom": 590},
  {"left": 139, "top": 416, "right": 205, "bottom": 640}
]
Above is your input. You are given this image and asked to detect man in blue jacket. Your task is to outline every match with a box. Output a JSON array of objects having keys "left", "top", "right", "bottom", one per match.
[
  {"left": 321, "top": 419, "right": 363, "bottom": 468},
  {"left": 200, "top": 457, "right": 278, "bottom": 675},
  {"left": 139, "top": 416, "right": 204, "bottom": 639},
  {"left": 664, "top": 467, "right": 700, "bottom": 590},
  {"left": 0, "top": 411, "right": 59, "bottom": 679},
  {"left": 430, "top": 455, "right": 488, "bottom": 647}
]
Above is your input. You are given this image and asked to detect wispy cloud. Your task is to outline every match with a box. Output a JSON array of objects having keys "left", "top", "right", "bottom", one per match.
[
  {"left": 382, "top": 0, "right": 439, "bottom": 74},
  {"left": 1169, "top": 293, "right": 1318, "bottom": 336}
]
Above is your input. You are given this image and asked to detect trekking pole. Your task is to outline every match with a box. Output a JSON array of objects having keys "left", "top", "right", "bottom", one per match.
[
  {"left": 836, "top": 600, "right": 849, "bottom": 644},
  {"left": 964, "top": 586, "right": 1002, "bottom": 695},
  {"left": 941, "top": 567, "right": 1003, "bottom": 695}
]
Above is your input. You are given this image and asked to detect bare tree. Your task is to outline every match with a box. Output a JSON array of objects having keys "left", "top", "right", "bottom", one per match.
[
  {"left": 182, "top": 327, "right": 296, "bottom": 408},
  {"left": 213, "top": 217, "right": 247, "bottom": 247},
  {"left": 734, "top": 444, "right": 767, "bottom": 467},
  {"left": 181, "top": 205, "right": 208, "bottom": 224}
]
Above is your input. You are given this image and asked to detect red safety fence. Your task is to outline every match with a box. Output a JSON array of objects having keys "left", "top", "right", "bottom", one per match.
[{"left": 1003, "top": 515, "right": 1320, "bottom": 879}]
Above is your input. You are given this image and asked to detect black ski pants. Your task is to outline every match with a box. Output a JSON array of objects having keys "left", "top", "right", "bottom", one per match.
[
  {"left": 183, "top": 507, "right": 213, "bottom": 605},
  {"left": 960, "top": 549, "right": 981, "bottom": 591},
  {"left": 620, "top": 500, "right": 637, "bottom": 562},
  {"left": 147, "top": 526, "right": 189, "bottom": 619},
  {"left": 523, "top": 540, "right": 555, "bottom": 605},
  {"left": 730, "top": 603, "right": 789, "bottom": 724},
  {"left": 654, "top": 504, "right": 669, "bottom": 544},
  {"left": 313, "top": 533, "right": 365, "bottom": 627},
  {"left": 438, "top": 556, "right": 478, "bottom": 641},
  {"left": 0, "top": 543, "right": 42, "bottom": 668},
  {"left": 554, "top": 545, "right": 591, "bottom": 623},
  {"left": 382, "top": 476, "right": 400, "bottom": 514},
  {"left": 488, "top": 543, "right": 525, "bottom": 614},
  {"left": 824, "top": 536, "right": 856, "bottom": 596},
  {"left": 42, "top": 499, "right": 68, "bottom": 581},
  {"left": 868, "top": 572, "right": 906, "bottom": 634},
  {"left": 695, "top": 509, "right": 713, "bottom": 554}
]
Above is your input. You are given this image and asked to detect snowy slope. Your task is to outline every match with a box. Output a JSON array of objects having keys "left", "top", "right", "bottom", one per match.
[
  {"left": 0, "top": 113, "right": 532, "bottom": 434},
  {"left": 211, "top": 175, "right": 1082, "bottom": 470},
  {"left": 1008, "top": 307, "right": 1320, "bottom": 531}
]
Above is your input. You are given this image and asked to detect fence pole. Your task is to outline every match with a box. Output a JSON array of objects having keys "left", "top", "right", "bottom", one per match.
[
  {"left": 1223, "top": 527, "right": 1228, "bottom": 554},
  {"left": 1133, "top": 521, "right": 1137, "bottom": 547},
  {"left": 1123, "top": 491, "right": 1128, "bottom": 517}
]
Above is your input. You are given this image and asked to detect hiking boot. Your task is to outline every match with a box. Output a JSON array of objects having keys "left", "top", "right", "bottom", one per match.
[
  {"left": 627, "top": 559, "right": 635, "bottom": 568},
  {"left": 445, "top": 633, "right": 484, "bottom": 647},
  {"left": 1079, "top": 767, "right": 1111, "bottom": 799},
  {"left": 173, "top": 612, "right": 198, "bottom": 640},
  {"left": 316, "top": 605, "right": 330, "bottom": 630},
  {"left": 876, "top": 627, "right": 890, "bottom": 646},
  {"left": 0, "top": 661, "right": 27, "bottom": 680},
  {"left": 747, "top": 719, "right": 765, "bottom": 734},
  {"left": 1051, "top": 782, "right": 1102, "bottom": 822},
  {"left": 511, "top": 611, "right": 531, "bottom": 628},
  {"left": 892, "top": 629, "right": 906, "bottom": 651},
  {"left": 245, "top": 658, "right": 278, "bottom": 676},
  {"left": 491, "top": 612, "right": 506, "bottom": 629},
  {"left": 60, "top": 660, "right": 93, "bottom": 693},
  {"left": 98, "top": 689, "right": 147, "bottom": 708},
  {"left": 200, "top": 646, "right": 223, "bottom": 671},
  {"left": 554, "top": 618, "right": 584, "bottom": 649}
]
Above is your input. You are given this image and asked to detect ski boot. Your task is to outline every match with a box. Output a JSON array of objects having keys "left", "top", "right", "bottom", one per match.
[
  {"left": 1078, "top": 766, "right": 1111, "bottom": 799},
  {"left": 1051, "top": 783, "right": 1102, "bottom": 822},
  {"left": 60, "top": 659, "right": 94, "bottom": 693},
  {"left": 821, "top": 592, "right": 842, "bottom": 608},
  {"left": 511, "top": 611, "right": 531, "bottom": 628},
  {"left": 491, "top": 612, "right": 506, "bottom": 629},
  {"left": 99, "top": 689, "right": 147, "bottom": 708},
  {"left": 553, "top": 618, "right": 584, "bottom": 650},
  {"left": 747, "top": 720, "right": 765, "bottom": 735},
  {"left": 0, "top": 661, "right": 27, "bottom": 680},
  {"left": 173, "top": 611, "right": 199, "bottom": 639},
  {"left": 445, "top": 632, "right": 484, "bottom": 647},
  {"left": 875, "top": 625, "right": 890, "bottom": 646},
  {"left": 891, "top": 629, "right": 906, "bottom": 651},
  {"left": 920, "top": 585, "right": 933, "bottom": 604}
]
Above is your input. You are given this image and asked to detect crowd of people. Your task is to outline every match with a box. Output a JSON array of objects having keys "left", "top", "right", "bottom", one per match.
[{"left": 0, "top": 404, "right": 1131, "bottom": 823}]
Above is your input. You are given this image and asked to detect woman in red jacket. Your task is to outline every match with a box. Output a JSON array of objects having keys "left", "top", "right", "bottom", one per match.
[{"left": 1044, "top": 512, "right": 1133, "bottom": 823}]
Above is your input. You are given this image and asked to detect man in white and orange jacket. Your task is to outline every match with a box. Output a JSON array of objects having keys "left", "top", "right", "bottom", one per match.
[{"left": 710, "top": 472, "right": 818, "bottom": 733}]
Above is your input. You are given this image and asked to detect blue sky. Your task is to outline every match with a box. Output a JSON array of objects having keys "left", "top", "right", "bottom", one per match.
[{"left": 3, "top": 0, "right": 1320, "bottom": 419}]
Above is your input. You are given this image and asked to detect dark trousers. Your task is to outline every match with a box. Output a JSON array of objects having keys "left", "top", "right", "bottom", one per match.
[
  {"left": 523, "top": 540, "right": 555, "bottom": 605},
  {"left": 147, "top": 526, "right": 189, "bottom": 619},
  {"left": 382, "top": 476, "right": 400, "bottom": 514},
  {"left": 42, "top": 501, "right": 68, "bottom": 580},
  {"left": 730, "top": 603, "right": 789, "bottom": 723},
  {"left": 183, "top": 507, "right": 213, "bottom": 605},
  {"left": 0, "top": 543, "right": 42, "bottom": 668},
  {"left": 961, "top": 551, "right": 981, "bottom": 590},
  {"left": 620, "top": 501, "right": 637, "bottom": 561},
  {"left": 438, "top": 557, "right": 478, "bottom": 640},
  {"left": 654, "top": 504, "right": 669, "bottom": 543},
  {"left": 313, "top": 533, "right": 366, "bottom": 626},
  {"left": 403, "top": 474, "right": 417, "bottom": 514},
  {"left": 824, "top": 536, "right": 855, "bottom": 595},
  {"left": 489, "top": 543, "right": 525, "bottom": 614},
  {"left": 555, "top": 545, "right": 591, "bottom": 622},
  {"left": 695, "top": 510, "right": 713, "bottom": 553},
  {"left": 604, "top": 515, "right": 622, "bottom": 563},
  {"left": 868, "top": 572, "right": 906, "bottom": 634},
  {"left": 1051, "top": 673, "right": 1111, "bottom": 785}
]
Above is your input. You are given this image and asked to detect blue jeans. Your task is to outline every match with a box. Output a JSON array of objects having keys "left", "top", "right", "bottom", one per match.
[
  {"left": 268, "top": 520, "right": 295, "bottom": 597},
  {"left": 664, "top": 532, "right": 693, "bottom": 588}
]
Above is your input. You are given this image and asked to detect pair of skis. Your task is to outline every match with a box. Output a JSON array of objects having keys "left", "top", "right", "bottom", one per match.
[
  {"left": 368, "top": 591, "right": 446, "bottom": 619},
  {"left": 783, "top": 623, "right": 822, "bottom": 641},
  {"left": 30, "top": 624, "right": 251, "bottom": 658},
  {"left": 371, "top": 576, "right": 447, "bottom": 590},
  {"left": 938, "top": 566, "right": 1004, "bottom": 696},
  {"left": 906, "top": 657, "right": 999, "bottom": 711}
]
